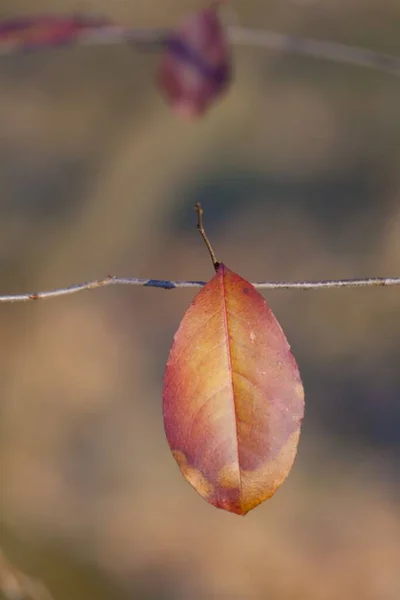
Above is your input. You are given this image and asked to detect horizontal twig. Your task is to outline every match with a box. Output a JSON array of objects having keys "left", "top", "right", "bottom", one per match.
[
  {"left": 0, "top": 275, "right": 399, "bottom": 303},
  {"left": 0, "top": 15, "right": 399, "bottom": 77},
  {"left": 228, "top": 26, "right": 400, "bottom": 77}
]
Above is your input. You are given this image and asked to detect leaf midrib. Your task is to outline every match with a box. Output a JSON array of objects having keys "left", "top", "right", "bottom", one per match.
[{"left": 220, "top": 266, "right": 243, "bottom": 501}]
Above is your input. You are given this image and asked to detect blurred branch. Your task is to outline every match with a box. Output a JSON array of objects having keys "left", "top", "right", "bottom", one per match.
[
  {"left": 228, "top": 26, "right": 400, "bottom": 77},
  {"left": 0, "top": 275, "right": 399, "bottom": 303},
  {"left": 0, "top": 15, "right": 399, "bottom": 77},
  {"left": 0, "top": 548, "right": 53, "bottom": 600}
]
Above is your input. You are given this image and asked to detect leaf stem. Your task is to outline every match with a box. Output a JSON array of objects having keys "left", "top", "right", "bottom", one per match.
[{"left": 195, "top": 203, "right": 220, "bottom": 272}]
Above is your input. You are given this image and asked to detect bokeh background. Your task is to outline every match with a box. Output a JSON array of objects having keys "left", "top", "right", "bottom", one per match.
[{"left": 0, "top": 1, "right": 399, "bottom": 599}]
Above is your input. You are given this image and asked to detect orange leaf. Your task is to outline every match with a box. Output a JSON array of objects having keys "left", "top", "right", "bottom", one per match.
[{"left": 163, "top": 263, "right": 304, "bottom": 515}]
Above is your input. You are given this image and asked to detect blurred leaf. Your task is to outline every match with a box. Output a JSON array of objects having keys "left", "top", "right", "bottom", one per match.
[
  {"left": 163, "top": 263, "right": 304, "bottom": 515},
  {"left": 0, "top": 14, "right": 110, "bottom": 53},
  {"left": 158, "top": 5, "right": 231, "bottom": 118}
]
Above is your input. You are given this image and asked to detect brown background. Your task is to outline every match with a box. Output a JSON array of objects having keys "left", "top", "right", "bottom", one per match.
[{"left": 0, "top": 1, "right": 399, "bottom": 599}]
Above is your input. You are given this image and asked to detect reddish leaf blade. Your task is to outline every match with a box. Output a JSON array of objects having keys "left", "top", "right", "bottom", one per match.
[
  {"left": 163, "top": 263, "right": 304, "bottom": 515},
  {"left": 158, "top": 6, "right": 231, "bottom": 118},
  {"left": 0, "top": 14, "right": 110, "bottom": 53}
]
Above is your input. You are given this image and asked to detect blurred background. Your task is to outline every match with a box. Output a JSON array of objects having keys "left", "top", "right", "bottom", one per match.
[{"left": 0, "top": 1, "right": 399, "bottom": 599}]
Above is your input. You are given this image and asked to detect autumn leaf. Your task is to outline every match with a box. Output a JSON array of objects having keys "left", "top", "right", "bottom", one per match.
[
  {"left": 0, "top": 14, "right": 110, "bottom": 52},
  {"left": 158, "top": 5, "right": 231, "bottom": 117},
  {"left": 163, "top": 263, "right": 304, "bottom": 515}
]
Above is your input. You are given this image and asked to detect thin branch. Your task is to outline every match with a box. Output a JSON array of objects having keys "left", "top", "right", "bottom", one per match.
[
  {"left": 0, "top": 15, "right": 399, "bottom": 77},
  {"left": 196, "top": 202, "right": 220, "bottom": 271},
  {"left": 228, "top": 26, "right": 400, "bottom": 77},
  {"left": 0, "top": 275, "right": 399, "bottom": 303}
]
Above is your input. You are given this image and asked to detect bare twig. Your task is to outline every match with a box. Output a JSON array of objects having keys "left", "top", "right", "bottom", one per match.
[
  {"left": 196, "top": 202, "right": 220, "bottom": 271},
  {"left": 0, "top": 275, "right": 399, "bottom": 303},
  {"left": 228, "top": 26, "right": 400, "bottom": 77},
  {"left": 0, "top": 15, "right": 399, "bottom": 77}
]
